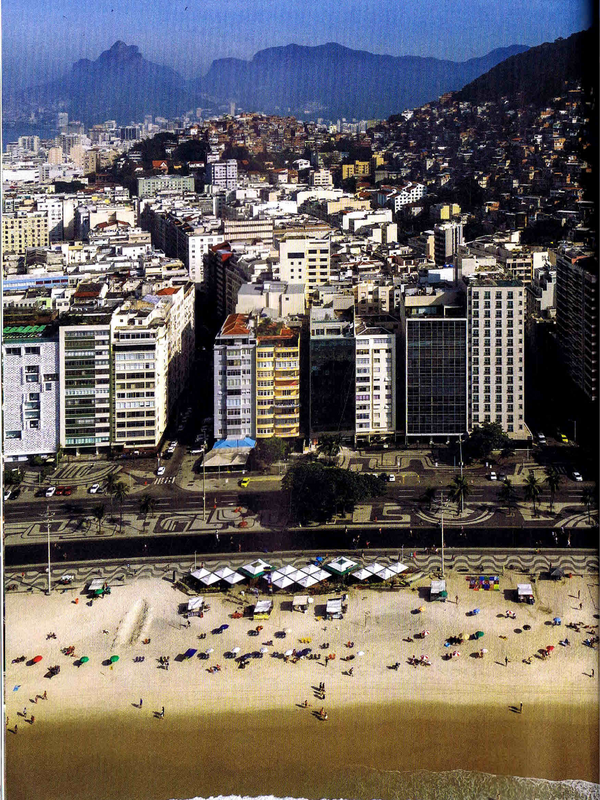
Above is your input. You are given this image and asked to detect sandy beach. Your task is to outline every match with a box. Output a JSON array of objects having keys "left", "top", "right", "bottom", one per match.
[{"left": 4, "top": 566, "right": 599, "bottom": 799}]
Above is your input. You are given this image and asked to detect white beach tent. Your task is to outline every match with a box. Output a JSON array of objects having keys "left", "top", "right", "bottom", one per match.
[
  {"left": 239, "top": 559, "right": 272, "bottom": 578},
  {"left": 373, "top": 567, "right": 396, "bottom": 581},
  {"left": 351, "top": 568, "right": 373, "bottom": 581},
  {"left": 223, "top": 572, "right": 244, "bottom": 585},
  {"left": 388, "top": 562, "right": 409, "bottom": 575},
  {"left": 295, "top": 574, "right": 319, "bottom": 589},
  {"left": 214, "top": 566, "right": 236, "bottom": 580},
  {"left": 197, "top": 572, "right": 220, "bottom": 586},
  {"left": 366, "top": 562, "right": 386, "bottom": 576},
  {"left": 277, "top": 565, "right": 301, "bottom": 577},
  {"left": 187, "top": 597, "right": 204, "bottom": 613},
  {"left": 190, "top": 568, "right": 212, "bottom": 582},
  {"left": 300, "top": 564, "right": 322, "bottom": 577},
  {"left": 311, "top": 568, "right": 330, "bottom": 582},
  {"left": 272, "top": 575, "right": 297, "bottom": 590},
  {"left": 325, "top": 556, "right": 358, "bottom": 576}
]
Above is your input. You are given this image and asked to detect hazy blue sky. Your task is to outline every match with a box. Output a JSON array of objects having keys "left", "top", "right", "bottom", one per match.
[{"left": 2, "top": 0, "right": 592, "bottom": 88}]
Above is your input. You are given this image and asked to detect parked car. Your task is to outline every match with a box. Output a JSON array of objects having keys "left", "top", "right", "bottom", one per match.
[
  {"left": 63, "top": 486, "right": 73, "bottom": 496},
  {"left": 55, "top": 486, "right": 66, "bottom": 496},
  {"left": 45, "top": 486, "right": 56, "bottom": 497},
  {"left": 156, "top": 466, "right": 166, "bottom": 476},
  {"left": 239, "top": 478, "right": 250, "bottom": 488},
  {"left": 9, "top": 488, "right": 21, "bottom": 500},
  {"left": 4, "top": 488, "right": 12, "bottom": 501},
  {"left": 537, "top": 433, "right": 546, "bottom": 444},
  {"left": 190, "top": 448, "right": 204, "bottom": 455},
  {"left": 558, "top": 432, "right": 569, "bottom": 444},
  {"left": 489, "top": 472, "right": 498, "bottom": 481},
  {"left": 89, "top": 484, "right": 101, "bottom": 494},
  {"left": 572, "top": 471, "right": 583, "bottom": 482},
  {"left": 387, "top": 473, "right": 396, "bottom": 482}
]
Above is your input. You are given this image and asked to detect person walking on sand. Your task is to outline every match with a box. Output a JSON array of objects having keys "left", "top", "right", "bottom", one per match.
[
  {"left": 579, "top": 602, "right": 583, "bottom": 610},
  {"left": 505, "top": 656, "right": 509, "bottom": 667},
  {"left": 592, "top": 669, "right": 595, "bottom": 678},
  {"left": 30, "top": 715, "right": 35, "bottom": 725},
  {"left": 42, "top": 691, "right": 47, "bottom": 700},
  {"left": 455, "top": 595, "right": 459, "bottom": 605},
  {"left": 519, "top": 703, "right": 523, "bottom": 714},
  {"left": 140, "top": 698, "right": 143, "bottom": 708}
]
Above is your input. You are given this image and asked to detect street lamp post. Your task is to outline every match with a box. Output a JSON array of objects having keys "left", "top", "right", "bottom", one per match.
[
  {"left": 46, "top": 505, "right": 54, "bottom": 595},
  {"left": 440, "top": 491, "right": 445, "bottom": 579},
  {"left": 202, "top": 446, "right": 206, "bottom": 522}
]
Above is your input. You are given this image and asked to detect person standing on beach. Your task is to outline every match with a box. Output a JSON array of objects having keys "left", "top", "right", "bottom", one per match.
[
  {"left": 592, "top": 669, "right": 595, "bottom": 678},
  {"left": 42, "top": 691, "right": 47, "bottom": 700},
  {"left": 519, "top": 703, "right": 523, "bottom": 714},
  {"left": 140, "top": 698, "right": 143, "bottom": 708},
  {"left": 505, "top": 656, "right": 509, "bottom": 667},
  {"left": 161, "top": 706, "right": 165, "bottom": 718},
  {"left": 455, "top": 595, "right": 459, "bottom": 605}
]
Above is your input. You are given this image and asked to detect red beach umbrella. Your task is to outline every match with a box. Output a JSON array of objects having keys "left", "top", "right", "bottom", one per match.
[
  {"left": 32, "top": 655, "right": 43, "bottom": 663},
  {"left": 546, "top": 645, "right": 555, "bottom": 652}
]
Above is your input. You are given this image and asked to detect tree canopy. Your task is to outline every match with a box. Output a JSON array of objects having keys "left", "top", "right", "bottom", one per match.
[
  {"left": 282, "top": 462, "right": 386, "bottom": 524},
  {"left": 254, "top": 437, "right": 289, "bottom": 468},
  {"left": 464, "top": 422, "right": 512, "bottom": 462}
]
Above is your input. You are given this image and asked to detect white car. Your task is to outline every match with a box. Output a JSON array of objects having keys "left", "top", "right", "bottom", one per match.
[
  {"left": 4, "top": 488, "right": 12, "bottom": 501},
  {"left": 572, "top": 471, "right": 583, "bottom": 482},
  {"left": 89, "top": 483, "right": 100, "bottom": 494},
  {"left": 537, "top": 433, "right": 546, "bottom": 444},
  {"left": 45, "top": 486, "right": 56, "bottom": 497},
  {"left": 156, "top": 466, "right": 166, "bottom": 476},
  {"left": 489, "top": 472, "right": 498, "bottom": 481},
  {"left": 388, "top": 473, "right": 396, "bottom": 482}
]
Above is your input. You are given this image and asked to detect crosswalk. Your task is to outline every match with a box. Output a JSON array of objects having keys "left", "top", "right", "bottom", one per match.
[{"left": 154, "top": 476, "right": 176, "bottom": 485}]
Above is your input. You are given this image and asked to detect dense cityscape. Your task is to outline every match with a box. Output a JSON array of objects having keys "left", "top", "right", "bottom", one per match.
[{"left": 2, "top": 10, "right": 599, "bottom": 800}]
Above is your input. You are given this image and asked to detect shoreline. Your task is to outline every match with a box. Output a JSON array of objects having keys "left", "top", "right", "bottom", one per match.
[{"left": 6, "top": 701, "right": 599, "bottom": 800}]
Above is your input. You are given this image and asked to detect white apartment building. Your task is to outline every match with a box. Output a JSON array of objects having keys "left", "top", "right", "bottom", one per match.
[
  {"left": 206, "top": 160, "right": 238, "bottom": 190},
  {"left": 354, "top": 322, "right": 396, "bottom": 440},
  {"left": 276, "top": 236, "right": 330, "bottom": 293},
  {"left": 2, "top": 323, "right": 60, "bottom": 458},
  {"left": 309, "top": 168, "right": 333, "bottom": 187},
  {"left": 467, "top": 279, "right": 527, "bottom": 437},
  {"left": 213, "top": 314, "right": 256, "bottom": 441}
]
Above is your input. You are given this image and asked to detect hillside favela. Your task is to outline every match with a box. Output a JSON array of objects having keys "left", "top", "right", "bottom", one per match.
[{"left": 1, "top": 17, "right": 598, "bottom": 800}]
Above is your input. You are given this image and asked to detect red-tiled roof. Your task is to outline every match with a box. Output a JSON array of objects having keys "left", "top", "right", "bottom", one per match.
[
  {"left": 156, "top": 287, "right": 180, "bottom": 296},
  {"left": 221, "top": 314, "right": 250, "bottom": 336}
]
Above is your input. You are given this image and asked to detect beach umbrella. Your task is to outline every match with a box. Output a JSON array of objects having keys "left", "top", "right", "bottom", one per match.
[
  {"left": 357, "top": 651, "right": 365, "bottom": 657},
  {"left": 417, "top": 606, "right": 425, "bottom": 613},
  {"left": 285, "top": 628, "right": 292, "bottom": 634},
  {"left": 32, "top": 655, "right": 43, "bottom": 663},
  {"left": 546, "top": 645, "right": 555, "bottom": 652},
  {"left": 480, "top": 649, "right": 488, "bottom": 655},
  {"left": 205, "top": 648, "right": 214, "bottom": 654},
  {"left": 284, "top": 649, "right": 294, "bottom": 657},
  {"left": 80, "top": 656, "right": 89, "bottom": 664},
  {"left": 475, "top": 631, "right": 484, "bottom": 639},
  {"left": 232, "top": 646, "right": 241, "bottom": 654},
  {"left": 110, "top": 655, "right": 119, "bottom": 663},
  {"left": 260, "top": 647, "right": 268, "bottom": 654},
  {"left": 220, "top": 624, "right": 229, "bottom": 631}
]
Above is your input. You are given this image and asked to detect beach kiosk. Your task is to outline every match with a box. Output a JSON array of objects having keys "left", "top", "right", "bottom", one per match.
[
  {"left": 326, "top": 598, "right": 344, "bottom": 620},
  {"left": 517, "top": 583, "right": 535, "bottom": 605},
  {"left": 292, "top": 595, "right": 311, "bottom": 613},
  {"left": 186, "top": 597, "right": 204, "bottom": 617},
  {"left": 430, "top": 580, "right": 447, "bottom": 602},
  {"left": 253, "top": 599, "right": 273, "bottom": 621},
  {"left": 88, "top": 578, "right": 110, "bottom": 598}
]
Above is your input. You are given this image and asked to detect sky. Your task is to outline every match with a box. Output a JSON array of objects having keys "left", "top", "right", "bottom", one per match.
[{"left": 2, "top": 0, "right": 593, "bottom": 89}]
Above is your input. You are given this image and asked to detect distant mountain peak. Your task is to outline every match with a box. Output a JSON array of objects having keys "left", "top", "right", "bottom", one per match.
[{"left": 98, "top": 41, "right": 142, "bottom": 63}]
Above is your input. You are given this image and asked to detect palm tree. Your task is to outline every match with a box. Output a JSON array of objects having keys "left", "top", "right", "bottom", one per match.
[
  {"left": 418, "top": 486, "right": 437, "bottom": 511},
  {"left": 105, "top": 472, "right": 120, "bottom": 511},
  {"left": 524, "top": 472, "right": 542, "bottom": 517},
  {"left": 544, "top": 467, "right": 561, "bottom": 512},
  {"left": 581, "top": 487, "right": 597, "bottom": 525},
  {"left": 447, "top": 475, "right": 471, "bottom": 516},
  {"left": 112, "top": 481, "right": 130, "bottom": 532},
  {"left": 317, "top": 435, "right": 341, "bottom": 464},
  {"left": 92, "top": 503, "right": 106, "bottom": 535},
  {"left": 139, "top": 494, "right": 157, "bottom": 532},
  {"left": 498, "top": 478, "right": 518, "bottom": 516}
]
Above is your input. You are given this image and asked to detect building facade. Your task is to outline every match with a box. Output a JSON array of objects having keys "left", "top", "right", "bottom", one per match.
[
  {"left": 277, "top": 235, "right": 331, "bottom": 294},
  {"left": 355, "top": 322, "right": 396, "bottom": 440},
  {"left": 467, "top": 279, "right": 527, "bottom": 436},
  {"left": 213, "top": 314, "right": 256, "bottom": 441},
  {"left": 2, "top": 323, "right": 60, "bottom": 458},
  {"left": 255, "top": 321, "right": 300, "bottom": 440}
]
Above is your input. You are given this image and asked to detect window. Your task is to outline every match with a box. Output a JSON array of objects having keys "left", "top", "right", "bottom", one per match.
[
  {"left": 6, "top": 347, "right": 21, "bottom": 356},
  {"left": 25, "top": 346, "right": 40, "bottom": 355},
  {"left": 5, "top": 430, "right": 21, "bottom": 439}
]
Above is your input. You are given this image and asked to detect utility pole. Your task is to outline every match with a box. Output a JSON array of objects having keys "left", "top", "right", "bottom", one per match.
[
  {"left": 440, "top": 491, "right": 445, "bottom": 579},
  {"left": 459, "top": 435, "right": 464, "bottom": 516},
  {"left": 45, "top": 505, "right": 54, "bottom": 595},
  {"left": 202, "top": 445, "right": 206, "bottom": 522}
]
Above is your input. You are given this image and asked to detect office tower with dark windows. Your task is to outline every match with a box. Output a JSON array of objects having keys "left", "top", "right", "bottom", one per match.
[
  {"left": 555, "top": 247, "right": 598, "bottom": 403},
  {"left": 401, "top": 287, "right": 467, "bottom": 439},
  {"left": 309, "top": 304, "right": 355, "bottom": 438}
]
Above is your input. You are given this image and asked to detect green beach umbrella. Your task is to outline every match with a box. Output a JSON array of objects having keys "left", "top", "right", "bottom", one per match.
[
  {"left": 80, "top": 656, "right": 89, "bottom": 664},
  {"left": 110, "top": 655, "right": 119, "bottom": 663}
]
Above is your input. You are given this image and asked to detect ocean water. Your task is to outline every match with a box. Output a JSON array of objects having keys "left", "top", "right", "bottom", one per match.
[{"left": 171, "top": 770, "right": 600, "bottom": 800}]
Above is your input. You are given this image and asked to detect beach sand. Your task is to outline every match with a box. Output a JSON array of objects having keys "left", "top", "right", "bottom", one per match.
[{"left": 4, "top": 569, "right": 599, "bottom": 799}]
